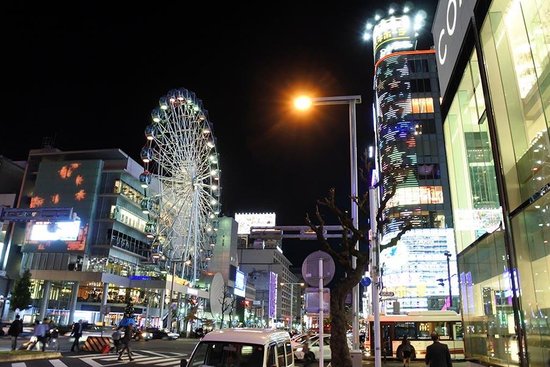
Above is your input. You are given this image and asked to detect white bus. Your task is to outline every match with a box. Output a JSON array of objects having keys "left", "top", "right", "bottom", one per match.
[{"left": 366, "top": 310, "right": 464, "bottom": 360}]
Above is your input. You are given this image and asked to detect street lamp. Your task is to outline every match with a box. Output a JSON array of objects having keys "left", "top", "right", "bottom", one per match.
[
  {"left": 293, "top": 94, "right": 362, "bottom": 349},
  {"left": 280, "top": 282, "right": 305, "bottom": 330},
  {"left": 443, "top": 251, "right": 452, "bottom": 308}
]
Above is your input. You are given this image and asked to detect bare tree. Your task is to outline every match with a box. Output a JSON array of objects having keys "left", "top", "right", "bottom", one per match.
[
  {"left": 218, "top": 284, "right": 235, "bottom": 329},
  {"left": 305, "top": 168, "right": 411, "bottom": 367}
]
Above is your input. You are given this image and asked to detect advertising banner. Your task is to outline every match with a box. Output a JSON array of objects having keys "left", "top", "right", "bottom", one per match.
[{"left": 23, "top": 160, "right": 102, "bottom": 253}]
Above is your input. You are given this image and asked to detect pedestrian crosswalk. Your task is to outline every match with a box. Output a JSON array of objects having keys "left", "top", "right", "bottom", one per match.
[{"left": 3, "top": 350, "right": 187, "bottom": 367}]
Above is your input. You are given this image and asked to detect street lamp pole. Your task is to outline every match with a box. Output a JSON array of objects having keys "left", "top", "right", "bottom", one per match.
[
  {"left": 444, "top": 251, "right": 452, "bottom": 308},
  {"left": 305, "top": 95, "right": 362, "bottom": 349},
  {"left": 166, "top": 261, "right": 177, "bottom": 332},
  {"left": 369, "top": 180, "right": 382, "bottom": 367},
  {"left": 291, "top": 285, "right": 294, "bottom": 328}
]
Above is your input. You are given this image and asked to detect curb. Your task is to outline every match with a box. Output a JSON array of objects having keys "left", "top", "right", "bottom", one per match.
[{"left": 0, "top": 351, "right": 62, "bottom": 362}]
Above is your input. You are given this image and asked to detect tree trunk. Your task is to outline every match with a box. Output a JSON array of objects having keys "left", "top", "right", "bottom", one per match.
[{"left": 329, "top": 285, "right": 353, "bottom": 367}]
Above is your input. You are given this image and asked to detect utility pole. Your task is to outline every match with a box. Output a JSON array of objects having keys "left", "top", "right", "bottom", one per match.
[
  {"left": 444, "top": 251, "right": 452, "bottom": 308},
  {"left": 369, "top": 184, "right": 382, "bottom": 367}
]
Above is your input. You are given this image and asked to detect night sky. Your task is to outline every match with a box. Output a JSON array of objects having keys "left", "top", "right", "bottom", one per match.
[{"left": 2, "top": 1, "right": 439, "bottom": 267}]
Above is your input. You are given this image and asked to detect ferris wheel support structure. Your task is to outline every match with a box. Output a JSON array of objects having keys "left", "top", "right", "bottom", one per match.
[{"left": 140, "top": 88, "right": 221, "bottom": 293}]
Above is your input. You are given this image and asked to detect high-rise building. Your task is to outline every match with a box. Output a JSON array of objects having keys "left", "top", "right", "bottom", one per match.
[
  {"left": 432, "top": 0, "right": 550, "bottom": 365},
  {"left": 0, "top": 155, "right": 25, "bottom": 319},
  {"left": 4, "top": 147, "right": 209, "bottom": 328},
  {"left": 366, "top": 7, "right": 458, "bottom": 313},
  {"left": 234, "top": 213, "right": 301, "bottom": 329}
]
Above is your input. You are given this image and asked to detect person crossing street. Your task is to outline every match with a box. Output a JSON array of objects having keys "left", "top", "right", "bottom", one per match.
[
  {"left": 70, "top": 319, "right": 84, "bottom": 352},
  {"left": 117, "top": 312, "right": 136, "bottom": 361},
  {"left": 8, "top": 314, "right": 23, "bottom": 351}
]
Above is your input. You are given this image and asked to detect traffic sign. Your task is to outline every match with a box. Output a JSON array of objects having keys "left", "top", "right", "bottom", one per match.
[
  {"left": 305, "top": 287, "right": 330, "bottom": 313},
  {"left": 360, "top": 277, "right": 372, "bottom": 287},
  {"left": 380, "top": 291, "right": 395, "bottom": 297},
  {"left": 302, "top": 250, "right": 335, "bottom": 287}
]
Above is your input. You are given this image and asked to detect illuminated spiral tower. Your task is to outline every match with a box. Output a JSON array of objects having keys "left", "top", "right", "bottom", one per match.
[{"left": 364, "top": 5, "right": 458, "bottom": 312}]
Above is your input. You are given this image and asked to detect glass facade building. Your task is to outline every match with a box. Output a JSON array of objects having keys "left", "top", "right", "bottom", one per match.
[{"left": 433, "top": 0, "right": 550, "bottom": 365}]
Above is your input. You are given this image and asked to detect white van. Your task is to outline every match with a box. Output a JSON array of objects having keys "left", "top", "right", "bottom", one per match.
[{"left": 181, "top": 328, "right": 295, "bottom": 367}]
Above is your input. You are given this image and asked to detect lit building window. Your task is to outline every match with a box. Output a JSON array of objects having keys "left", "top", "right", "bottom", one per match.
[{"left": 411, "top": 97, "right": 434, "bottom": 113}]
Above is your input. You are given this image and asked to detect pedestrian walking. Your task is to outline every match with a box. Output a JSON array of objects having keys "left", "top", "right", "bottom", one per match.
[
  {"left": 70, "top": 319, "right": 84, "bottom": 352},
  {"left": 47, "top": 320, "right": 59, "bottom": 351},
  {"left": 425, "top": 332, "right": 452, "bottom": 367},
  {"left": 117, "top": 312, "right": 135, "bottom": 361},
  {"left": 32, "top": 318, "right": 49, "bottom": 351},
  {"left": 396, "top": 335, "right": 415, "bottom": 367},
  {"left": 302, "top": 344, "right": 317, "bottom": 367},
  {"left": 7, "top": 314, "right": 23, "bottom": 351}
]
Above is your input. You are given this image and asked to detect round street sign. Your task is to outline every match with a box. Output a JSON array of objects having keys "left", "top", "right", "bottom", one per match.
[
  {"left": 302, "top": 250, "right": 335, "bottom": 287},
  {"left": 361, "top": 277, "right": 372, "bottom": 287}
]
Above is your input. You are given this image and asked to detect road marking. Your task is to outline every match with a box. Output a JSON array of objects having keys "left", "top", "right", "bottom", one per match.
[
  {"left": 12, "top": 363, "right": 26, "bottom": 367},
  {"left": 65, "top": 350, "right": 186, "bottom": 367},
  {"left": 155, "top": 360, "right": 183, "bottom": 366},
  {"left": 68, "top": 353, "right": 99, "bottom": 358},
  {"left": 50, "top": 360, "right": 69, "bottom": 367},
  {"left": 81, "top": 357, "right": 103, "bottom": 367},
  {"left": 132, "top": 356, "right": 180, "bottom": 363}
]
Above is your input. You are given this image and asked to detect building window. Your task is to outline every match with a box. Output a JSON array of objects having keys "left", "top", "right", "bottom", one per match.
[{"left": 411, "top": 98, "right": 434, "bottom": 113}]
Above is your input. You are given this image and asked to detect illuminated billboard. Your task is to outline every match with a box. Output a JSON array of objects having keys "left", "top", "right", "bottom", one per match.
[
  {"left": 29, "top": 221, "right": 81, "bottom": 241},
  {"left": 373, "top": 15, "right": 416, "bottom": 62},
  {"left": 386, "top": 186, "right": 444, "bottom": 207},
  {"left": 235, "top": 212, "right": 276, "bottom": 235},
  {"left": 379, "top": 228, "right": 459, "bottom": 311},
  {"left": 268, "top": 272, "right": 278, "bottom": 319},
  {"left": 23, "top": 160, "right": 102, "bottom": 253},
  {"left": 234, "top": 269, "right": 246, "bottom": 297}
]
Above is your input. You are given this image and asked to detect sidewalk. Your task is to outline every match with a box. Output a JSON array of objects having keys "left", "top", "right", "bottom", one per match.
[
  {"left": 0, "top": 337, "right": 62, "bottom": 362},
  {"left": 0, "top": 350, "right": 62, "bottom": 363},
  {"left": 360, "top": 357, "right": 469, "bottom": 366}
]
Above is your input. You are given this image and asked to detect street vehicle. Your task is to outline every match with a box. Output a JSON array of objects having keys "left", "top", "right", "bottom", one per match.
[
  {"left": 181, "top": 328, "right": 295, "bottom": 367},
  {"left": 366, "top": 310, "right": 464, "bottom": 359},
  {"left": 145, "top": 327, "right": 179, "bottom": 340},
  {"left": 290, "top": 332, "right": 315, "bottom": 350},
  {"left": 133, "top": 328, "right": 153, "bottom": 341},
  {"left": 294, "top": 334, "right": 353, "bottom": 361}
]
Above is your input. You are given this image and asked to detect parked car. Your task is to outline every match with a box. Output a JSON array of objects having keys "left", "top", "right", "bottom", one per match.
[
  {"left": 291, "top": 332, "right": 318, "bottom": 350},
  {"left": 294, "top": 334, "right": 352, "bottom": 361},
  {"left": 145, "top": 327, "right": 179, "bottom": 340},
  {"left": 181, "top": 328, "right": 294, "bottom": 367}
]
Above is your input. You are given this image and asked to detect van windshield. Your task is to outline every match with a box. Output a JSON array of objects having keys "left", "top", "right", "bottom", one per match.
[{"left": 188, "top": 341, "right": 265, "bottom": 367}]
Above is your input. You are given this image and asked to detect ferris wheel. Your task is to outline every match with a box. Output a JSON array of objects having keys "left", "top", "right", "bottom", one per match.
[{"left": 139, "top": 88, "right": 221, "bottom": 284}]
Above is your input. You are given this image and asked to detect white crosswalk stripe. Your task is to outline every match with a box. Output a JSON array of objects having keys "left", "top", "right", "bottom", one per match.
[
  {"left": 82, "top": 350, "right": 185, "bottom": 366},
  {"left": 50, "top": 360, "right": 69, "bottom": 367},
  {"left": 153, "top": 359, "right": 182, "bottom": 367},
  {"left": 4, "top": 350, "right": 186, "bottom": 367}
]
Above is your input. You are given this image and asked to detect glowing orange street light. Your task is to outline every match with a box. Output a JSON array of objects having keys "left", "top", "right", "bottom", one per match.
[{"left": 293, "top": 96, "right": 313, "bottom": 110}]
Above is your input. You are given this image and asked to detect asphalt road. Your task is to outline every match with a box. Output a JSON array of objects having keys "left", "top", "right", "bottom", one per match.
[
  {"left": 0, "top": 335, "right": 198, "bottom": 366},
  {"left": 0, "top": 335, "right": 470, "bottom": 367},
  {"left": 0, "top": 334, "right": 200, "bottom": 352}
]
